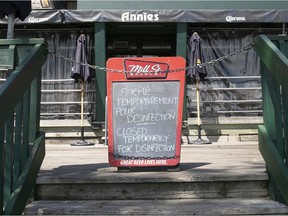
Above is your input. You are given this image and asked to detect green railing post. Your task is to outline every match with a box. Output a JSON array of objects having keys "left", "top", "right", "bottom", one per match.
[
  {"left": 277, "top": 39, "right": 288, "bottom": 166},
  {"left": 253, "top": 35, "right": 288, "bottom": 205},
  {"left": 260, "top": 63, "right": 284, "bottom": 154},
  {"left": 94, "top": 23, "right": 106, "bottom": 122},
  {"left": 176, "top": 23, "right": 188, "bottom": 121}
]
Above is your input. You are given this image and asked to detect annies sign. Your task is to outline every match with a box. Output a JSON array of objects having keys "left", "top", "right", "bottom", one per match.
[{"left": 121, "top": 11, "right": 159, "bottom": 22}]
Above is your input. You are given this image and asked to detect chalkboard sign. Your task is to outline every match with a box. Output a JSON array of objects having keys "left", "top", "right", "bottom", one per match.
[
  {"left": 112, "top": 81, "right": 180, "bottom": 160},
  {"left": 107, "top": 57, "right": 185, "bottom": 167}
]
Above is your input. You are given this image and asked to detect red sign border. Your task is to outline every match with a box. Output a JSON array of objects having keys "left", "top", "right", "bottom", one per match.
[{"left": 107, "top": 57, "right": 186, "bottom": 167}]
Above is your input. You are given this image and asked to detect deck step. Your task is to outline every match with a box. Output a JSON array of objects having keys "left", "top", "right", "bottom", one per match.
[
  {"left": 24, "top": 198, "right": 288, "bottom": 215},
  {"left": 35, "top": 174, "right": 268, "bottom": 200},
  {"left": 35, "top": 181, "right": 268, "bottom": 200},
  {"left": 24, "top": 142, "right": 288, "bottom": 215}
]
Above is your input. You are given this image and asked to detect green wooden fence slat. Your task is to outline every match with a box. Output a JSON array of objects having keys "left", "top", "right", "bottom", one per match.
[
  {"left": 14, "top": 100, "right": 24, "bottom": 186},
  {"left": 29, "top": 75, "right": 41, "bottom": 143},
  {"left": 0, "top": 125, "right": 4, "bottom": 215},
  {"left": 35, "top": 73, "right": 42, "bottom": 132},
  {"left": 4, "top": 114, "right": 14, "bottom": 205},
  {"left": 22, "top": 88, "right": 31, "bottom": 168},
  {"left": 282, "top": 88, "right": 288, "bottom": 166}
]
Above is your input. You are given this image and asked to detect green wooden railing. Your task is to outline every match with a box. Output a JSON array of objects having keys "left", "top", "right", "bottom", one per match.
[
  {"left": 253, "top": 35, "right": 288, "bottom": 204},
  {"left": 0, "top": 39, "right": 47, "bottom": 215}
]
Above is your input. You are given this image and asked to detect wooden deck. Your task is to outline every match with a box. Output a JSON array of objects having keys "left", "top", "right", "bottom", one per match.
[
  {"left": 25, "top": 141, "right": 288, "bottom": 215},
  {"left": 37, "top": 141, "right": 267, "bottom": 184}
]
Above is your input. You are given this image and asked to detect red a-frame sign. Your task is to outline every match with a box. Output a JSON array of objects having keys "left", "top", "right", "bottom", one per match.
[{"left": 107, "top": 57, "right": 185, "bottom": 168}]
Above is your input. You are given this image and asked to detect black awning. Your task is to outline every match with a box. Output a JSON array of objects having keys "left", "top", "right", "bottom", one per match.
[
  {"left": 1, "top": 9, "right": 288, "bottom": 24},
  {"left": 0, "top": 9, "right": 63, "bottom": 24},
  {"left": 60, "top": 9, "right": 288, "bottom": 23}
]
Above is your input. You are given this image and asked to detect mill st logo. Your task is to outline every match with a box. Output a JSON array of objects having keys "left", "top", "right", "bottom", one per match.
[{"left": 124, "top": 59, "right": 169, "bottom": 79}]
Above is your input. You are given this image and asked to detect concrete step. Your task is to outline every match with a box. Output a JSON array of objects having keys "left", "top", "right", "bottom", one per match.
[{"left": 24, "top": 198, "right": 288, "bottom": 215}]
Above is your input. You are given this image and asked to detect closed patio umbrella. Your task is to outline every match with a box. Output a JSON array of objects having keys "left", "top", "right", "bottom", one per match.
[
  {"left": 71, "top": 34, "right": 94, "bottom": 146},
  {"left": 71, "top": 34, "right": 92, "bottom": 83},
  {"left": 187, "top": 32, "right": 208, "bottom": 81},
  {"left": 187, "top": 32, "right": 212, "bottom": 144}
]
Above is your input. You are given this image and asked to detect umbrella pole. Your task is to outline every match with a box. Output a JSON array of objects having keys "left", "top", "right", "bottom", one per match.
[
  {"left": 7, "top": 13, "right": 15, "bottom": 39},
  {"left": 188, "top": 79, "right": 212, "bottom": 144},
  {"left": 80, "top": 80, "right": 85, "bottom": 140},
  {"left": 71, "top": 81, "right": 94, "bottom": 146}
]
